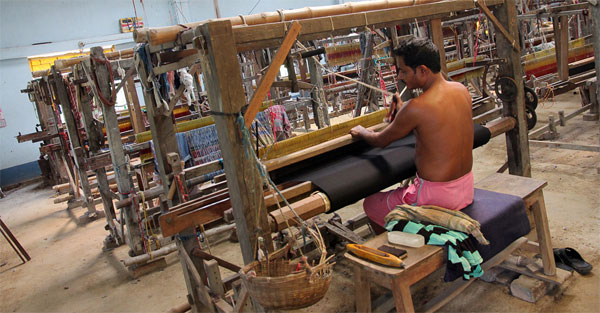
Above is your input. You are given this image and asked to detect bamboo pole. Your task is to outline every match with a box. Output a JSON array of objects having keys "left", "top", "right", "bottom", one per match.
[{"left": 134, "top": 0, "right": 442, "bottom": 45}]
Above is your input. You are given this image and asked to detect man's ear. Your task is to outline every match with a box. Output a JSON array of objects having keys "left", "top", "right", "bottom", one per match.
[{"left": 416, "top": 65, "right": 430, "bottom": 75}]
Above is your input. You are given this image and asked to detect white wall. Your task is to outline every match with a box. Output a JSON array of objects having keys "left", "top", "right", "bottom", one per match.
[{"left": 0, "top": 0, "right": 343, "bottom": 176}]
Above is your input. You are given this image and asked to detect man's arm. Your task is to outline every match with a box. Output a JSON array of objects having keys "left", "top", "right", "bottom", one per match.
[{"left": 350, "top": 99, "right": 419, "bottom": 147}]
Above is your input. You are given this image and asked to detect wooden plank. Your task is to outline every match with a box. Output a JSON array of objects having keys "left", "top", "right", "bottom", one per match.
[
  {"left": 430, "top": 18, "right": 447, "bottom": 74},
  {"left": 553, "top": 15, "right": 570, "bottom": 81},
  {"left": 498, "top": 262, "right": 571, "bottom": 285},
  {"left": 15, "top": 130, "right": 56, "bottom": 143},
  {"left": 124, "top": 75, "right": 145, "bottom": 134},
  {"left": 198, "top": 20, "right": 274, "bottom": 265},
  {"left": 474, "top": 173, "right": 546, "bottom": 201},
  {"left": 205, "top": 259, "right": 225, "bottom": 297},
  {"left": 244, "top": 21, "right": 301, "bottom": 128},
  {"left": 493, "top": 0, "right": 531, "bottom": 177}
]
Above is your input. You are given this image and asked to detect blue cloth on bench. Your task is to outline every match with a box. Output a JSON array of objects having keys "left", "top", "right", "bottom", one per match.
[{"left": 442, "top": 188, "right": 531, "bottom": 281}]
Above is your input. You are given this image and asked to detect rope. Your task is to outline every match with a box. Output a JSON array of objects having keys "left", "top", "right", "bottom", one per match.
[
  {"left": 199, "top": 224, "right": 212, "bottom": 254},
  {"left": 90, "top": 55, "right": 117, "bottom": 107},
  {"left": 175, "top": 174, "right": 189, "bottom": 202}
]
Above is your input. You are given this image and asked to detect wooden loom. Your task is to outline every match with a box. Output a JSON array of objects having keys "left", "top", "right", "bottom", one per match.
[{"left": 123, "top": 0, "right": 546, "bottom": 311}]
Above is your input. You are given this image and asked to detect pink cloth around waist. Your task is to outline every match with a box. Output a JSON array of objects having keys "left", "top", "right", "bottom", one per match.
[{"left": 363, "top": 171, "right": 474, "bottom": 227}]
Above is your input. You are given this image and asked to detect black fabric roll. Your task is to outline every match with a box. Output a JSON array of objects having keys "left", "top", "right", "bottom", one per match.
[{"left": 271, "top": 124, "right": 491, "bottom": 211}]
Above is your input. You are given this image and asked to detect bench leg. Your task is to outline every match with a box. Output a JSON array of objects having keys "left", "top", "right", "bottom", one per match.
[
  {"left": 354, "top": 264, "right": 372, "bottom": 312},
  {"left": 531, "top": 191, "right": 556, "bottom": 276},
  {"left": 391, "top": 277, "right": 414, "bottom": 313}
]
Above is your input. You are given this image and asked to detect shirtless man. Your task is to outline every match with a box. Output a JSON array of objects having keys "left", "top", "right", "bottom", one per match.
[{"left": 349, "top": 37, "right": 474, "bottom": 228}]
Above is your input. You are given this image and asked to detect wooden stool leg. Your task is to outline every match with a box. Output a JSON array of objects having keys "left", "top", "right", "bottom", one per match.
[
  {"left": 391, "top": 277, "right": 414, "bottom": 313},
  {"left": 354, "top": 264, "right": 372, "bottom": 313},
  {"left": 531, "top": 191, "right": 556, "bottom": 276}
]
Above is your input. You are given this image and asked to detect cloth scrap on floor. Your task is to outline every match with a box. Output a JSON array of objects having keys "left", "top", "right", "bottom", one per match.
[{"left": 384, "top": 217, "right": 484, "bottom": 281}]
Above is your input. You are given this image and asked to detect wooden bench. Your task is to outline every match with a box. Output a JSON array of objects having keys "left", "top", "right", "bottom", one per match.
[{"left": 345, "top": 173, "right": 562, "bottom": 313}]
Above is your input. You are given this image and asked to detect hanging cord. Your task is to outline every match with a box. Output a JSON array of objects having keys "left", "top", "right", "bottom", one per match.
[
  {"left": 136, "top": 45, "right": 172, "bottom": 114},
  {"left": 236, "top": 113, "right": 334, "bottom": 264},
  {"left": 90, "top": 55, "right": 117, "bottom": 107}
]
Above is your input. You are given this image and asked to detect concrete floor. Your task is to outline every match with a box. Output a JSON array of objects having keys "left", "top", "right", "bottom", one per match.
[{"left": 1, "top": 91, "right": 598, "bottom": 312}]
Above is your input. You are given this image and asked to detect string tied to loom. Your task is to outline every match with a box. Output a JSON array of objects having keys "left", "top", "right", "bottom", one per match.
[{"left": 236, "top": 113, "right": 317, "bottom": 252}]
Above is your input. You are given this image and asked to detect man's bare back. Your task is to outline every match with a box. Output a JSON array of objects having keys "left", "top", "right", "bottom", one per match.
[{"left": 409, "top": 80, "right": 473, "bottom": 182}]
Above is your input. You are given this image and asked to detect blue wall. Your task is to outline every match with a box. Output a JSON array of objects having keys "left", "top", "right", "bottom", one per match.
[{"left": 0, "top": 0, "right": 343, "bottom": 184}]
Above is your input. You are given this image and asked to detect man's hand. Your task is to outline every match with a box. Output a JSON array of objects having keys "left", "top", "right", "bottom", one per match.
[
  {"left": 385, "top": 92, "right": 403, "bottom": 123},
  {"left": 350, "top": 125, "right": 368, "bottom": 139}
]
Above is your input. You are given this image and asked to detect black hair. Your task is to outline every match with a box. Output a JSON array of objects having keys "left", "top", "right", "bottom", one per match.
[{"left": 393, "top": 37, "right": 441, "bottom": 74}]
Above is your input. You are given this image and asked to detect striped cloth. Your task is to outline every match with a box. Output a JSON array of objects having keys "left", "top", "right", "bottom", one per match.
[{"left": 385, "top": 215, "right": 484, "bottom": 281}]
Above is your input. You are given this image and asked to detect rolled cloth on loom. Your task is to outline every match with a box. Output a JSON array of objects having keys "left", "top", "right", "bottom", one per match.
[{"left": 271, "top": 124, "right": 491, "bottom": 211}]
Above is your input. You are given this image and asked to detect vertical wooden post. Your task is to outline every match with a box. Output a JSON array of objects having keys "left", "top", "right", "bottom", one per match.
[
  {"left": 430, "top": 18, "right": 447, "bottom": 75},
  {"left": 74, "top": 64, "right": 121, "bottom": 247},
  {"left": 50, "top": 65, "right": 98, "bottom": 217},
  {"left": 135, "top": 45, "right": 180, "bottom": 205},
  {"left": 494, "top": 0, "right": 531, "bottom": 177},
  {"left": 553, "top": 15, "right": 569, "bottom": 81},
  {"left": 198, "top": 20, "right": 273, "bottom": 265},
  {"left": 124, "top": 75, "right": 145, "bottom": 134},
  {"left": 89, "top": 47, "right": 143, "bottom": 255},
  {"left": 286, "top": 55, "right": 299, "bottom": 93},
  {"left": 308, "top": 57, "right": 328, "bottom": 127},
  {"left": 591, "top": 3, "right": 600, "bottom": 120},
  {"left": 354, "top": 31, "right": 375, "bottom": 117}
]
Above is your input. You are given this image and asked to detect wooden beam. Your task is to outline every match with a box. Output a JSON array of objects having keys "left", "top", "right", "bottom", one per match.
[
  {"left": 123, "top": 75, "right": 145, "bottom": 134},
  {"left": 308, "top": 57, "right": 327, "bottom": 127},
  {"left": 74, "top": 63, "right": 120, "bottom": 245},
  {"left": 50, "top": 65, "right": 97, "bottom": 216},
  {"left": 476, "top": 0, "right": 520, "bottom": 52},
  {"left": 244, "top": 21, "right": 301, "bottom": 128},
  {"left": 198, "top": 20, "right": 274, "bottom": 264},
  {"left": 89, "top": 48, "right": 143, "bottom": 252},
  {"left": 494, "top": 0, "right": 531, "bottom": 177},
  {"left": 230, "top": 0, "right": 504, "bottom": 52},
  {"left": 553, "top": 15, "right": 570, "bottom": 81},
  {"left": 430, "top": 18, "right": 447, "bottom": 74}
]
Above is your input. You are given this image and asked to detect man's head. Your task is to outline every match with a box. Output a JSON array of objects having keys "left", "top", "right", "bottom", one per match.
[{"left": 393, "top": 37, "right": 441, "bottom": 89}]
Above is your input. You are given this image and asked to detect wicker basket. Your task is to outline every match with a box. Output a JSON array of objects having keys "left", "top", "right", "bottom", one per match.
[{"left": 239, "top": 257, "right": 333, "bottom": 310}]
